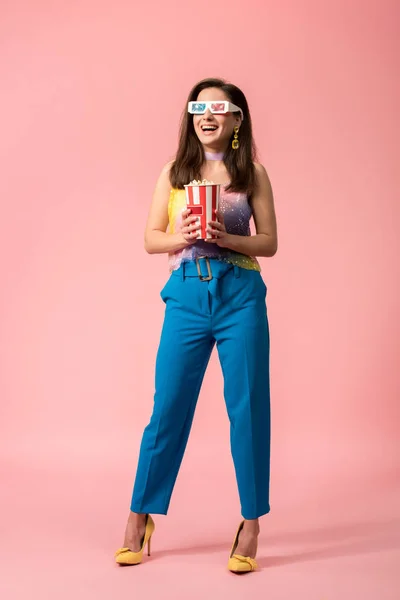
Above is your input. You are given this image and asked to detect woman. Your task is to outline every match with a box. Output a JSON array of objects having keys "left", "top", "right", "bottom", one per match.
[{"left": 115, "top": 77, "right": 278, "bottom": 573}]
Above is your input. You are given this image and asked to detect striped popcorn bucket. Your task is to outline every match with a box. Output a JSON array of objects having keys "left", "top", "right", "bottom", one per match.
[{"left": 184, "top": 183, "right": 221, "bottom": 240}]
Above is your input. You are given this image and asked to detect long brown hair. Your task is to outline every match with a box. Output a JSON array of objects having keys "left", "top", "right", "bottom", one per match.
[{"left": 169, "top": 78, "right": 258, "bottom": 195}]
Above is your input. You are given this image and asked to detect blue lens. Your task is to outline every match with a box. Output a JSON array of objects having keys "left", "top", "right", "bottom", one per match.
[{"left": 191, "top": 103, "right": 206, "bottom": 112}]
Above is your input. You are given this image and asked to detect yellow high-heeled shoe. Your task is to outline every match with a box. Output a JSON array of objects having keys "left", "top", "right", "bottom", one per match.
[
  {"left": 227, "top": 520, "right": 258, "bottom": 573},
  {"left": 115, "top": 514, "right": 155, "bottom": 566}
]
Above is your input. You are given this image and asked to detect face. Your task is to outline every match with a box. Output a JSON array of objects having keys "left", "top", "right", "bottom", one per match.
[{"left": 192, "top": 87, "right": 242, "bottom": 152}]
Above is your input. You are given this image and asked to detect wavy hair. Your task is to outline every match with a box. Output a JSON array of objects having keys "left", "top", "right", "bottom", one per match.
[{"left": 169, "top": 78, "right": 258, "bottom": 195}]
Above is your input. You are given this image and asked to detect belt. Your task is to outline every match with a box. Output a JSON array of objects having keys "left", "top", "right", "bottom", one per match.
[{"left": 172, "top": 257, "right": 241, "bottom": 298}]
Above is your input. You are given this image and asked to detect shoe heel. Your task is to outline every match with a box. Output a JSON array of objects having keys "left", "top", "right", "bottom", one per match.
[{"left": 147, "top": 534, "right": 152, "bottom": 556}]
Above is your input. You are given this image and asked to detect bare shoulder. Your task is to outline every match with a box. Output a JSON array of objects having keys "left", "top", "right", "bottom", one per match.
[
  {"left": 157, "top": 159, "right": 175, "bottom": 183},
  {"left": 251, "top": 162, "right": 274, "bottom": 209},
  {"left": 253, "top": 162, "right": 272, "bottom": 191},
  {"left": 253, "top": 161, "right": 266, "bottom": 174},
  {"left": 162, "top": 159, "right": 175, "bottom": 175},
  {"left": 152, "top": 160, "right": 176, "bottom": 197}
]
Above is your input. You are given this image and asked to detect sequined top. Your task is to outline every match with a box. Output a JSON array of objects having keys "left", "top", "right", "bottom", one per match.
[{"left": 167, "top": 185, "right": 261, "bottom": 272}]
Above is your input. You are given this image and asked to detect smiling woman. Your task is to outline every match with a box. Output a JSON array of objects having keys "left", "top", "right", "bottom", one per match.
[
  {"left": 170, "top": 80, "right": 259, "bottom": 196},
  {"left": 166, "top": 80, "right": 277, "bottom": 266},
  {"left": 115, "top": 77, "right": 278, "bottom": 575}
]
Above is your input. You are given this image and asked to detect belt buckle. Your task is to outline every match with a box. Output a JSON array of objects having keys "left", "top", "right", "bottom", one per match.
[{"left": 196, "top": 256, "right": 212, "bottom": 281}]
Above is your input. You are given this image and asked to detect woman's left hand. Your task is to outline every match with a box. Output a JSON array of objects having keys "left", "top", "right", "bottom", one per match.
[{"left": 205, "top": 210, "right": 231, "bottom": 248}]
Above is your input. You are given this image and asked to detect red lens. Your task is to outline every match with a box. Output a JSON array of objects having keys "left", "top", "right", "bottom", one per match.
[{"left": 211, "top": 102, "right": 225, "bottom": 112}]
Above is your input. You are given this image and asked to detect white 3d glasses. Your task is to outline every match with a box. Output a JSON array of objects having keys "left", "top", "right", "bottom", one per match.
[{"left": 188, "top": 100, "right": 244, "bottom": 120}]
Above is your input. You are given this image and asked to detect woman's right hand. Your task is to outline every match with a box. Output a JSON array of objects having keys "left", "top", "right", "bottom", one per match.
[{"left": 180, "top": 209, "right": 201, "bottom": 245}]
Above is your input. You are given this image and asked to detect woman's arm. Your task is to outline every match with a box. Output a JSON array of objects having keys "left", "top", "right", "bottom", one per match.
[
  {"left": 144, "top": 162, "right": 190, "bottom": 254},
  {"left": 207, "top": 163, "right": 278, "bottom": 257}
]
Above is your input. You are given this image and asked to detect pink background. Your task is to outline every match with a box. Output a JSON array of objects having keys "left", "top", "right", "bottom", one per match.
[{"left": 1, "top": 1, "right": 399, "bottom": 598}]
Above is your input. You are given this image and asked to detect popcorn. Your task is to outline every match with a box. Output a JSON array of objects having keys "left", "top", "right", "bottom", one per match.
[
  {"left": 184, "top": 181, "right": 221, "bottom": 240},
  {"left": 188, "top": 179, "right": 215, "bottom": 185}
]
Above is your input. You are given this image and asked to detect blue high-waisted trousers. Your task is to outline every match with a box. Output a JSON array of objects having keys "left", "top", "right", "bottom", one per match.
[{"left": 130, "top": 257, "right": 271, "bottom": 520}]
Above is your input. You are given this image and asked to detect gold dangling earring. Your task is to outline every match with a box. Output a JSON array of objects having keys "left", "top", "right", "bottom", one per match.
[{"left": 232, "top": 126, "right": 240, "bottom": 150}]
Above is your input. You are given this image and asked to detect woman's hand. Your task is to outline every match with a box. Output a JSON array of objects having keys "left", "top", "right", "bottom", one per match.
[
  {"left": 205, "top": 210, "right": 232, "bottom": 248},
  {"left": 180, "top": 208, "right": 201, "bottom": 246}
]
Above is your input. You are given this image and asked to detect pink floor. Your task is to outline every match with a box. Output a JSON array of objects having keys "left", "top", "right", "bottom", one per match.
[{"left": 2, "top": 444, "right": 399, "bottom": 600}]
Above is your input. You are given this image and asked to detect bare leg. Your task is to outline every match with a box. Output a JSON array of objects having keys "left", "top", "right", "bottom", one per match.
[
  {"left": 122, "top": 512, "right": 147, "bottom": 552},
  {"left": 235, "top": 518, "right": 260, "bottom": 558}
]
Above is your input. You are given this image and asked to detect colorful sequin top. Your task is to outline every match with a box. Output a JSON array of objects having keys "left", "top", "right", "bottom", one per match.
[{"left": 167, "top": 184, "right": 261, "bottom": 272}]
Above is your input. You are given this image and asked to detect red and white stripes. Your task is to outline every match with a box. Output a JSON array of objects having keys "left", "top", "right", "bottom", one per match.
[{"left": 184, "top": 184, "right": 220, "bottom": 240}]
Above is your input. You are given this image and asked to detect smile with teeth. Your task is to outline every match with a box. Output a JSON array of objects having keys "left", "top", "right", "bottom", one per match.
[{"left": 201, "top": 125, "right": 218, "bottom": 134}]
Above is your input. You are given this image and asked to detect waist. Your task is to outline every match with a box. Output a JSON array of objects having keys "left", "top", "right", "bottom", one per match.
[{"left": 171, "top": 257, "right": 240, "bottom": 281}]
